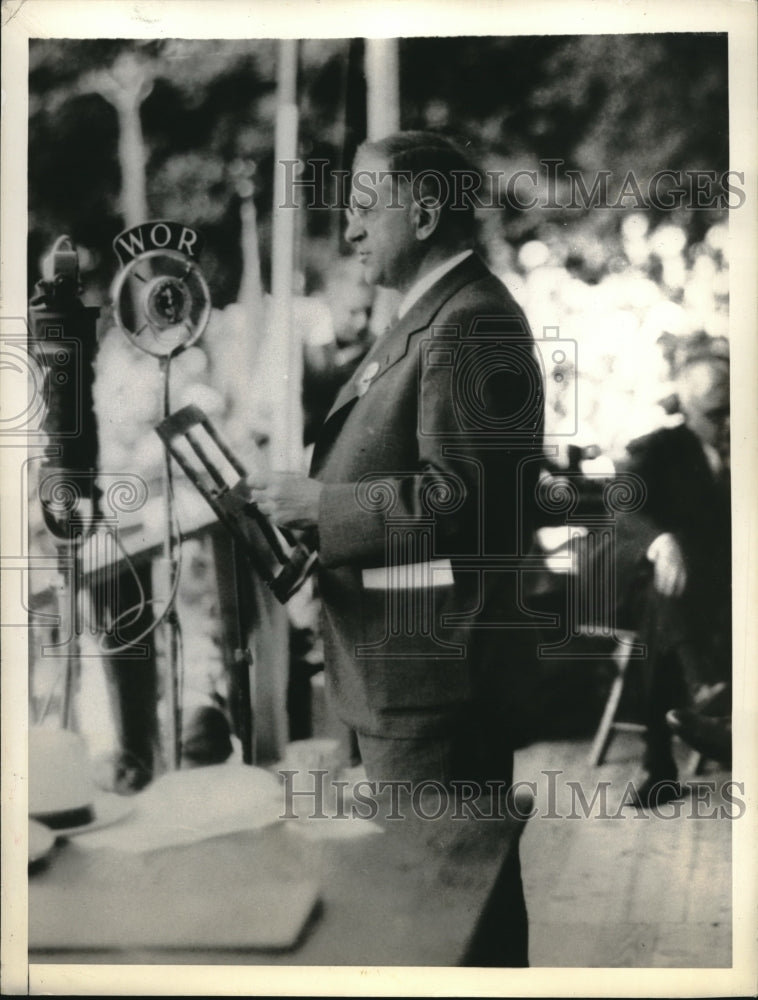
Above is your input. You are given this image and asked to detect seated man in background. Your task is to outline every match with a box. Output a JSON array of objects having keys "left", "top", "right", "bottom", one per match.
[
  {"left": 302, "top": 259, "right": 376, "bottom": 445},
  {"left": 616, "top": 354, "right": 731, "bottom": 807}
]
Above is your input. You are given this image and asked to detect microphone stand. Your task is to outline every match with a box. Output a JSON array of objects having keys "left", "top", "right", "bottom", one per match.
[
  {"left": 231, "top": 540, "right": 255, "bottom": 765},
  {"left": 110, "top": 234, "right": 213, "bottom": 772},
  {"left": 159, "top": 353, "right": 183, "bottom": 770}
]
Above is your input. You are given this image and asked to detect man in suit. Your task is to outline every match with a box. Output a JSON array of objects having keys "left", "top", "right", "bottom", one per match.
[
  {"left": 249, "top": 131, "right": 544, "bottom": 965},
  {"left": 617, "top": 355, "right": 731, "bottom": 807},
  {"left": 251, "top": 131, "right": 544, "bottom": 781}
]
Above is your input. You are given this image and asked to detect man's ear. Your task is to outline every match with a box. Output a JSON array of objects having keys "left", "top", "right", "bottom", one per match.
[{"left": 411, "top": 198, "right": 442, "bottom": 242}]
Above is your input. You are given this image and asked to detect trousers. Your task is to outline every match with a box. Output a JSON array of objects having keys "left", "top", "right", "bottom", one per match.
[{"left": 354, "top": 711, "right": 529, "bottom": 968}]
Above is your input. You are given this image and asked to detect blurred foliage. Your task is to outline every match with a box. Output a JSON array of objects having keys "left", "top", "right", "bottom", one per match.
[
  {"left": 399, "top": 34, "right": 728, "bottom": 176},
  {"left": 28, "top": 34, "right": 728, "bottom": 305}
]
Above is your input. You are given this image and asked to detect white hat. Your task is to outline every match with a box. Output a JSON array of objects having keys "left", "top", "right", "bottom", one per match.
[{"left": 29, "top": 727, "right": 132, "bottom": 837}]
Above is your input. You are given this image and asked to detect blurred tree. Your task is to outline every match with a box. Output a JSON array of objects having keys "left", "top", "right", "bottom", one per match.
[
  {"left": 400, "top": 34, "right": 728, "bottom": 247},
  {"left": 28, "top": 34, "right": 728, "bottom": 302},
  {"left": 399, "top": 34, "right": 727, "bottom": 175},
  {"left": 28, "top": 39, "right": 278, "bottom": 302},
  {"left": 82, "top": 49, "right": 155, "bottom": 228}
]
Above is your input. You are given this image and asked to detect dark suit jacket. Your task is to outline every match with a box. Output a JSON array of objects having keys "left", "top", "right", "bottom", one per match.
[
  {"left": 614, "top": 423, "right": 731, "bottom": 640},
  {"left": 310, "top": 254, "right": 545, "bottom": 744}
]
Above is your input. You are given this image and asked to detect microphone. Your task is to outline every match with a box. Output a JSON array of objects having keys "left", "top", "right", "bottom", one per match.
[
  {"left": 110, "top": 221, "right": 211, "bottom": 359},
  {"left": 29, "top": 236, "right": 101, "bottom": 537}
]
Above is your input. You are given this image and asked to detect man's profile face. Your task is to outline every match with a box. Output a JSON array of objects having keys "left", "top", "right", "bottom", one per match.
[
  {"left": 345, "top": 150, "right": 420, "bottom": 293},
  {"left": 680, "top": 362, "right": 730, "bottom": 459}
]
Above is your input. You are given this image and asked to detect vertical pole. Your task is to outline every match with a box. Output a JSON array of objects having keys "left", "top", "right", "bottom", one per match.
[
  {"left": 231, "top": 541, "right": 255, "bottom": 765},
  {"left": 256, "top": 38, "right": 301, "bottom": 764},
  {"left": 270, "top": 39, "right": 303, "bottom": 471},
  {"left": 364, "top": 38, "right": 401, "bottom": 330},
  {"left": 365, "top": 38, "right": 400, "bottom": 140}
]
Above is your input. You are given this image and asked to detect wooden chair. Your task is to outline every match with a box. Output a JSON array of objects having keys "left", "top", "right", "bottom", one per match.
[
  {"left": 535, "top": 481, "right": 712, "bottom": 772},
  {"left": 588, "top": 629, "right": 710, "bottom": 774},
  {"left": 588, "top": 628, "right": 646, "bottom": 766}
]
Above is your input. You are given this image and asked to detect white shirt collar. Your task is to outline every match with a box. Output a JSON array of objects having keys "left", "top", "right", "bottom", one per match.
[{"left": 396, "top": 249, "right": 473, "bottom": 320}]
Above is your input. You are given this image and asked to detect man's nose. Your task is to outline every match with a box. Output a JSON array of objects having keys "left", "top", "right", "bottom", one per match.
[{"left": 345, "top": 212, "right": 364, "bottom": 244}]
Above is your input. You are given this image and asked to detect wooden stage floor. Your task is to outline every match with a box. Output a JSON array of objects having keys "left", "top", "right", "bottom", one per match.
[{"left": 515, "top": 733, "right": 733, "bottom": 968}]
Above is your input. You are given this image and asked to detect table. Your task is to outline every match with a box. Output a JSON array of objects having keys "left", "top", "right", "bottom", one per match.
[{"left": 29, "top": 793, "right": 528, "bottom": 966}]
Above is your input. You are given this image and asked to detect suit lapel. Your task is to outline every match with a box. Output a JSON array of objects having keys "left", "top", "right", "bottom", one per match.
[{"left": 321, "top": 254, "right": 489, "bottom": 426}]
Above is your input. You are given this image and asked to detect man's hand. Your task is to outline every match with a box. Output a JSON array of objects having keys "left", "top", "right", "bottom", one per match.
[
  {"left": 245, "top": 472, "right": 323, "bottom": 530},
  {"left": 646, "top": 532, "right": 687, "bottom": 596}
]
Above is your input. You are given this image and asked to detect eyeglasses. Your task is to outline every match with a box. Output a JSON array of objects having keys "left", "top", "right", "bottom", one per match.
[{"left": 346, "top": 199, "right": 378, "bottom": 223}]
